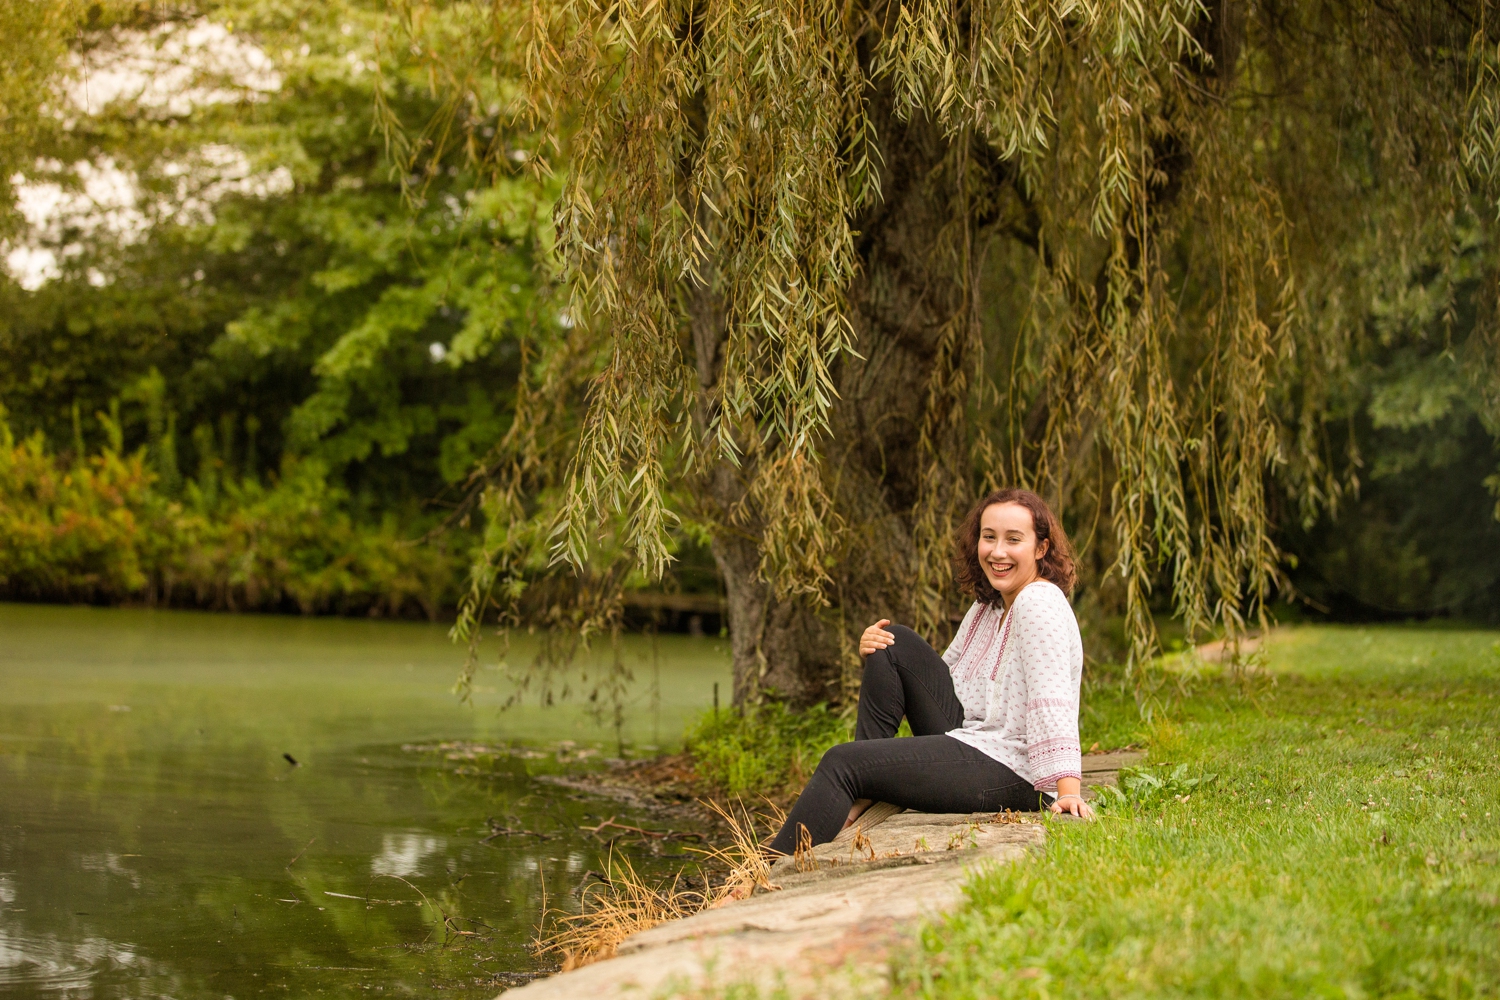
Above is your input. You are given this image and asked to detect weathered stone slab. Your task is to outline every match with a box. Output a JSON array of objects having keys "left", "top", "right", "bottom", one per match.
[
  {"left": 497, "top": 751, "right": 1144, "bottom": 999},
  {"left": 499, "top": 839, "right": 1033, "bottom": 999},
  {"left": 769, "top": 749, "right": 1142, "bottom": 876},
  {"left": 773, "top": 813, "right": 1045, "bottom": 876}
]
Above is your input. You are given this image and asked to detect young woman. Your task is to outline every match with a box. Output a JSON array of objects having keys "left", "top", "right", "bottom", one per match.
[{"left": 768, "top": 488, "right": 1092, "bottom": 855}]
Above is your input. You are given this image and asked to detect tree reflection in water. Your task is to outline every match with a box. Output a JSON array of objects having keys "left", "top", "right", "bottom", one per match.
[{"left": 0, "top": 604, "right": 726, "bottom": 998}]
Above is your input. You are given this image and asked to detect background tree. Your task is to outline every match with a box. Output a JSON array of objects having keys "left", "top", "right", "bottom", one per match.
[
  {"left": 439, "top": 0, "right": 1500, "bottom": 706},
  {"left": 0, "top": 0, "right": 571, "bottom": 614},
  {"left": 5, "top": 0, "right": 1499, "bottom": 715}
]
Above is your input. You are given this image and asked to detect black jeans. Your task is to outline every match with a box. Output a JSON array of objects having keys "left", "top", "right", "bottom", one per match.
[{"left": 768, "top": 625, "right": 1040, "bottom": 854}]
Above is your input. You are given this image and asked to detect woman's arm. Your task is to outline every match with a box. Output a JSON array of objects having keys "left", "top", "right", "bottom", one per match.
[{"left": 1011, "top": 587, "right": 1089, "bottom": 816}]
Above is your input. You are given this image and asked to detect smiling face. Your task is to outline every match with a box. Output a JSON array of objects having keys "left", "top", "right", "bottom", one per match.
[{"left": 976, "top": 502, "right": 1049, "bottom": 607}]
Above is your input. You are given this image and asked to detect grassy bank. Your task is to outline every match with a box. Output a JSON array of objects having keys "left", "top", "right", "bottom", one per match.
[
  {"left": 685, "top": 702, "right": 855, "bottom": 800},
  {"left": 891, "top": 624, "right": 1500, "bottom": 998}
]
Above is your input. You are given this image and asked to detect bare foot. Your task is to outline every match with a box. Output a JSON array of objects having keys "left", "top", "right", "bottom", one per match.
[{"left": 841, "top": 798, "right": 873, "bottom": 831}]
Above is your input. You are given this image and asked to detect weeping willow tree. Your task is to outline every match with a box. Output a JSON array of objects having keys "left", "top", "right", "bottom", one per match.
[{"left": 417, "top": 0, "right": 1500, "bottom": 707}]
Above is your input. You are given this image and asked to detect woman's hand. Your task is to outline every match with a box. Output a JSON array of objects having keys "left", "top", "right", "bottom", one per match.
[
  {"left": 859, "top": 619, "right": 896, "bottom": 657},
  {"left": 1049, "top": 776, "right": 1095, "bottom": 820},
  {"left": 1050, "top": 794, "right": 1095, "bottom": 820}
]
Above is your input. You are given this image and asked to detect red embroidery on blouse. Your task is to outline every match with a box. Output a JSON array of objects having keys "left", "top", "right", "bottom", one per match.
[
  {"left": 987, "top": 607, "right": 1015, "bottom": 682},
  {"left": 958, "top": 607, "right": 1001, "bottom": 686},
  {"left": 954, "top": 606, "right": 986, "bottom": 662}
]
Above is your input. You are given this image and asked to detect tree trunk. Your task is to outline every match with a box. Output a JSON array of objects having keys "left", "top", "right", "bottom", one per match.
[
  {"left": 691, "top": 85, "right": 978, "bottom": 707},
  {"left": 687, "top": 281, "right": 846, "bottom": 706},
  {"left": 709, "top": 522, "right": 843, "bottom": 706}
]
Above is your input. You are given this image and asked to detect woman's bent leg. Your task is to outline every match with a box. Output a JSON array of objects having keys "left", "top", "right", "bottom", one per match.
[
  {"left": 768, "top": 735, "right": 1037, "bottom": 853},
  {"left": 855, "top": 626, "right": 965, "bottom": 740}
]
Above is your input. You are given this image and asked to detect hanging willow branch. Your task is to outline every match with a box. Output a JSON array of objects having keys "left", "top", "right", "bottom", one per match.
[
  {"left": 398, "top": 0, "right": 1499, "bottom": 695},
  {"left": 517, "top": 0, "right": 1276, "bottom": 669}
]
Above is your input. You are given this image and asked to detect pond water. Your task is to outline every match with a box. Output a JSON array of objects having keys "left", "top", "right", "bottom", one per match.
[{"left": 0, "top": 603, "right": 731, "bottom": 999}]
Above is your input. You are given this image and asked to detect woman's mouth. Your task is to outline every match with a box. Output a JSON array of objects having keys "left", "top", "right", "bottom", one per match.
[{"left": 988, "top": 562, "right": 1012, "bottom": 578}]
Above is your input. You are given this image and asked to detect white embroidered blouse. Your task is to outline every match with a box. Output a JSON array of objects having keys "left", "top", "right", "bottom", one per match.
[{"left": 941, "top": 580, "right": 1084, "bottom": 791}]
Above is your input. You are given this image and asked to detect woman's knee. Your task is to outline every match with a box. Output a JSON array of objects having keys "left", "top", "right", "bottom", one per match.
[
  {"left": 886, "top": 624, "right": 924, "bottom": 648},
  {"left": 863, "top": 624, "right": 922, "bottom": 672},
  {"left": 882, "top": 625, "right": 950, "bottom": 682},
  {"left": 818, "top": 740, "right": 858, "bottom": 767},
  {"left": 860, "top": 645, "right": 894, "bottom": 686},
  {"left": 814, "top": 741, "right": 862, "bottom": 784},
  {"left": 859, "top": 631, "right": 910, "bottom": 696},
  {"left": 817, "top": 744, "right": 876, "bottom": 801}
]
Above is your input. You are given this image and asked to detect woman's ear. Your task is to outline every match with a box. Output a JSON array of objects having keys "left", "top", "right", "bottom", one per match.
[{"left": 1035, "top": 538, "right": 1050, "bottom": 562}]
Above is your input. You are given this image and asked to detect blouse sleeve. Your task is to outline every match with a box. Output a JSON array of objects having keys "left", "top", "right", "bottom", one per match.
[{"left": 1007, "top": 585, "right": 1083, "bottom": 791}]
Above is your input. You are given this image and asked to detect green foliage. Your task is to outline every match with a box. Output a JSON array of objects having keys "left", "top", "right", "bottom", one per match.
[
  {"left": 893, "top": 624, "right": 1500, "bottom": 999},
  {"left": 1275, "top": 218, "right": 1500, "bottom": 620},
  {"left": 482, "top": 0, "right": 1500, "bottom": 706},
  {"left": 1093, "top": 764, "right": 1219, "bottom": 812},
  {"left": 0, "top": 408, "right": 460, "bottom": 616},
  {"left": 0, "top": 408, "right": 154, "bottom": 597},
  {"left": 0, "top": 0, "right": 726, "bottom": 730},
  {"left": 0, "top": 0, "right": 590, "bottom": 632},
  {"left": 0, "top": 0, "right": 554, "bottom": 540},
  {"left": 0, "top": 0, "right": 95, "bottom": 223},
  {"left": 1287, "top": 430, "right": 1500, "bottom": 622},
  {"left": 8, "top": 0, "right": 1500, "bottom": 731},
  {"left": 1256, "top": 168, "right": 1500, "bottom": 622},
  {"left": 685, "top": 702, "right": 853, "bottom": 800}
]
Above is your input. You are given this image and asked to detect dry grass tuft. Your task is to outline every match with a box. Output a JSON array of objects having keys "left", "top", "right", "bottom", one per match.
[
  {"left": 793, "top": 822, "right": 816, "bottom": 872},
  {"left": 991, "top": 809, "right": 1032, "bottom": 825},
  {"left": 698, "top": 797, "right": 785, "bottom": 902},
  {"left": 532, "top": 798, "right": 785, "bottom": 969},
  {"left": 533, "top": 852, "right": 703, "bottom": 971},
  {"left": 848, "top": 826, "right": 874, "bottom": 863}
]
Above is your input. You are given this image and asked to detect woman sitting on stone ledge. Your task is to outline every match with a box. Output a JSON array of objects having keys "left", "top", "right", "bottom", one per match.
[{"left": 768, "top": 488, "right": 1093, "bottom": 856}]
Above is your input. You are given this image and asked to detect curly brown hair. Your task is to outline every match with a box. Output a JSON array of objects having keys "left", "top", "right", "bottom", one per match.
[{"left": 953, "top": 488, "right": 1077, "bottom": 604}]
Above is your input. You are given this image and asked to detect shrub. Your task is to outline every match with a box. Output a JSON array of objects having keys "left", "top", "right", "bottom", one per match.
[
  {"left": 0, "top": 421, "right": 155, "bottom": 599},
  {"left": 0, "top": 410, "right": 462, "bottom": 617},
  {"left": 685, "top": 701, "right": 853, "bottom": 800}
]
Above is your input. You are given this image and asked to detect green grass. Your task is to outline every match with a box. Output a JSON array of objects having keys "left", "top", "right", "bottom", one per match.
[
  {"left": 685, "top": 701, "right": 855, "bottom": 799},
  {"left": 893, "top": 624, "right": 1500, "bottom": 999}
]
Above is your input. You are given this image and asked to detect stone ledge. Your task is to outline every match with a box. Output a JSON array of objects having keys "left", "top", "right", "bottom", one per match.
[
  {"left": 500, "top": 838, "right": 1035, "bottom": 999},
  {"left": 772, "top": 812, "right": 1046, "bottom": 877},
  {"left": 497, "top": 751, "right": 1143, "bottom": 998}
]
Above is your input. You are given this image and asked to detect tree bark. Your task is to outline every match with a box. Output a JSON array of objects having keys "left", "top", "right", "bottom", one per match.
[
  {"left": 690, "top": 83, "right": 977, "bottom": 707},
  {"left": 686, "top": 279, "right": 845, "bottom": 706}
]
